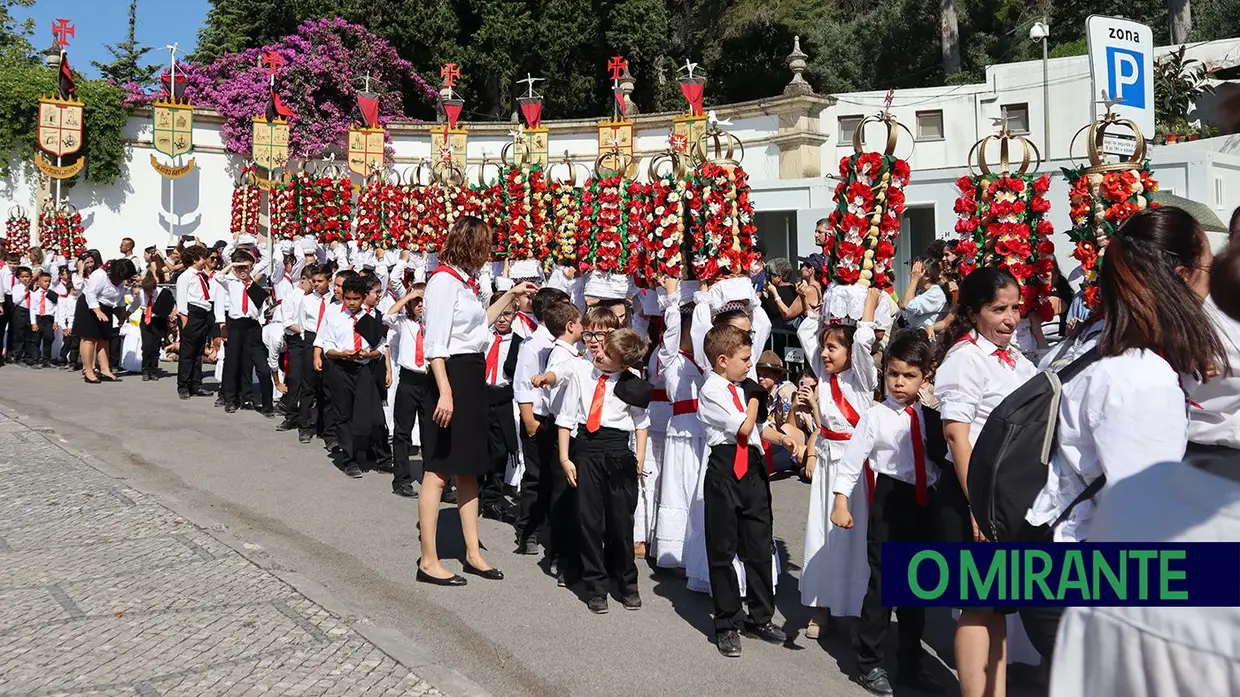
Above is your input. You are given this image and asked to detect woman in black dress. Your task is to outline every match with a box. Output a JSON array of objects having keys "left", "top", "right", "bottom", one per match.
[
  {"left": 418, "top": 216, "right": 536, "bottom": 585},
  {"left": 74, "top": 258, "right": 137, "bottom": 383}
]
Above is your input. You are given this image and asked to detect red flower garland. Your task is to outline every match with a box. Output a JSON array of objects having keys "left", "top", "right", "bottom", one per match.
[
  {"left": 230, "top": 173, "right": 261, "bottom": 237},
  {"left": 826, "top": 154, "right": 909, "bottom": 289},
  {"left": 549, "top": 182, "right": 581, "bottom": 268},
  {"left": 625, "top": 181, "right": 651, "bottom": 284},
  {"left": 5, "top": 210, "right": 30, "bottom": 257},
  {"left": 269, "top": 185, "right": 295, "bottom": 239},
  {"left": 499, "top": 164, "right": 551, "bottom": 260},
  {"left": 1063, "top": 164, "right": 1159, "bottom": 309},
  {"left": 577, "top": 174, "right": 626, "bottom": 273},
  {"left": 646, "top": 172, "right": 688, "bottom": 279},
  {"left": 355, "top": 182, "right": 382, "bottom": 244},
  {"left": 954, "top": 173, "right": 1056, "bottom": 315},
  {"left": 689, "top": 162, "right": 760, "bottom": 281}
]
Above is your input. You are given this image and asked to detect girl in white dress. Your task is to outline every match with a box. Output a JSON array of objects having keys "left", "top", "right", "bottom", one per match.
[{"left": 796, "top": 287, "right": 879, "bottom": 638}]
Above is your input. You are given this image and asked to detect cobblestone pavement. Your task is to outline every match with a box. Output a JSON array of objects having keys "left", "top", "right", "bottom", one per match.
[{"left": 0, "top": 412, "right": 444, "bottom": 697}]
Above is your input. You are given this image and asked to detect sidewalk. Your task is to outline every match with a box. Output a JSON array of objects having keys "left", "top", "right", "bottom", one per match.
[{"left": 0, "top": 410, "right": 447, "bottom": 697}]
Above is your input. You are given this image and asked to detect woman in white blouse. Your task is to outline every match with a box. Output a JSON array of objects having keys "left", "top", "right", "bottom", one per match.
[
  {"left": 934, "top": 266, "right": 1039, "bottom": 697},
  {"left": 73, "top": 258, "right": 138, "bottom": 384},
  {"left": 1026, "top": 205, "right": 1225, "bottom": 664},
  {"left": 1048, "top": 236, "right": 1240, "bottom": 697},
  {"left": 418, "top": 216, "right": 535, "bottom": 587}
]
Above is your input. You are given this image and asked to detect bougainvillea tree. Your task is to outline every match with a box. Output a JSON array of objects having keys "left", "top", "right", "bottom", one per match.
[{"left": 123, "top": 18, "right": 437, "bottom": 160}]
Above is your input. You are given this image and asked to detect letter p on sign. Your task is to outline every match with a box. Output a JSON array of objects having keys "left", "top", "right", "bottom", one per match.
[{"left": 1108, "top": 47, "right": 1146, "bottom": 108}]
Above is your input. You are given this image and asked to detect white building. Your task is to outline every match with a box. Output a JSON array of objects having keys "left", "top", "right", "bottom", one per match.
[{"left": 7, "top": 35, "right": 1240, "bottom": 289}]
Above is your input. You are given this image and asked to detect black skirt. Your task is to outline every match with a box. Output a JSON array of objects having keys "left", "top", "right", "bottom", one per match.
[
  {"left": 423, "top": 353, "right": 490, "bottom": 476},
  {"left": 935, "top": 466, "right": 1016, "bottom": 615},
  {"left": 73, "top": 295, "right": 115, "bottom": 341}
]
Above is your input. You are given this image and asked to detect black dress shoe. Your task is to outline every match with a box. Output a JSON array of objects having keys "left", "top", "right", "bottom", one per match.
[
  {"left": 224, "top": 403, "right": 238, "bottom": 414},
  {"left": 99, "top": 374, "right": 121, "bottom": 382},
  {"left": 84, "top": 375, "right": 101, "bottom": 384},
  {"left": 896, "top": 669, "right": 946, "bottom": 694},
  {"left": 392, "top": 483, "right": 417, "bottom": 498},
  {"left": 142, "top": 372, "right": 152, "bottom": 382},
  {"left": 178, "top": 390, "right": 191, "bottom": 400},
  {"left": 276, "top": 419, "right": 298, "bottom": 432},
  {"left": 621, "top": 593, "right": 642, "bottom": 610},
  {"left": 586, "top": 595, "right": 608, "bottom": 614},
  {"left": 515, "top": 539, "right": 540, "bottom": 555},
  {"left": 716, "top": 630, "right": 742, "bottom": 658},
  {"left": 194, "top": 389, "right": 212, "bottom": 397},
  {"left": 415, "top": 567, "right": 467, "bottom": 587},
  {"left": 743, "top": 621, "right": 788, "bottom": 644},
  {"left": 462, "top": 561, "right": 504, "bottom": 580},
  {"left": 441, "top": 487, "right": 458, "bottom": 505},
  {"left": 214, "top": 396, "right": 226, "bottom": 408},
  {"left": 298, "top": 430, "right": 314, "bottom": 444},
  {"left": 857, "top": 668, "right": 894, "bottom": 696},
  {"left": 257, "top": 407, "right": 277, "bottom": 419},
  {"left": 343, "top": 463, "right": 363, "bottom": 479}
]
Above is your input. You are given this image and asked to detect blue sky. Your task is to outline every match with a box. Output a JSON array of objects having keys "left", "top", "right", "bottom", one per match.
[{"left": 16, "top": 0, "right": 209, "bottom": 78}]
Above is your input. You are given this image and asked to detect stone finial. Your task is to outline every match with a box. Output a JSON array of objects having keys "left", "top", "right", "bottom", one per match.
[
  {"left": 619, "top": 65, "right": 639, "bottom": 116},
  {"left": 785, "top": 35, "right": 813, "bottom": 96}
]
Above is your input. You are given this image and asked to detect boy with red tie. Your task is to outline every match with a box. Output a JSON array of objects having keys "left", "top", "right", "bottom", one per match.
[
  {"left": 385, "top": 282, "right": 428, "bottom": 498},
  {"left": 26, "top": 271, "right": 56, "bottom": 368},
  {"left": 697, "top": 324, "right": 795, "bottom": 657},
  {"left": 481, "top": 295, "right": 522, "bottom": 521},
  {"left": 555, "top": 328, "right": 651, "bottom": 614},
  {"left": 175, "top": 245, "right": 214, "bottom": 399},
  {"left": 831, "top": 329, "right": 946, "bottom": 695}
]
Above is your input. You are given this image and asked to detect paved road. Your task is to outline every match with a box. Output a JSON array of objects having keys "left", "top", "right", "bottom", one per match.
[{"left": 0, "top": 365, "right": 1047, "bottom": 696}]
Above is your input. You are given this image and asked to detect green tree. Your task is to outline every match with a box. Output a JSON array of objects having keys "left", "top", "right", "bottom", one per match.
[{"left": 92, "top": 0, "right": 158, "bottom": 86}]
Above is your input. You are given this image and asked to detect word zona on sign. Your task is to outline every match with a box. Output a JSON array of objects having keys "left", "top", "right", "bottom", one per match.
[{"left": 882, "top": 543, "right": 1240, "bottom": 607}]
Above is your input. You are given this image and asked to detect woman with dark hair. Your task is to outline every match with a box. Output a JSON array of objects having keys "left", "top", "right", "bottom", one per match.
[
  {"left": 74, "top": 257, "right": 138, "bottom": 384},
  {"left": 1024, "top": 205, "right": 1226, "bottom": 662},
  {"left": 418, "top": 216, "right": 536, "bottom": 586},
  {"left": 934, "top": 266, "right": 1040, "bottom": 697}
]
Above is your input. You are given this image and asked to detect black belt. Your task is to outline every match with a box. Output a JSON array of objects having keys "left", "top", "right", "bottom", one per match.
[
  {"left": 573, "top": 426, "right": 631, "bottom": 453},
  {"left": 399, "top": 367, "right": 429, "bottom": 381}
]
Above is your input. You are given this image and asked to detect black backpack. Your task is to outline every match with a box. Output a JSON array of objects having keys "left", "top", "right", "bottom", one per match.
[{"left": 968, "top": 345, "right": 1105, "bottom": 542}]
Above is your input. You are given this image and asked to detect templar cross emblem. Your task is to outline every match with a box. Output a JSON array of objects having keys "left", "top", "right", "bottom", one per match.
[
  {"left": 440, "top": 63, "right": 461, "bottom": 88},
  {"left": 51, "top": 19, "right": 74, "bottom": 48},
  {"left": 608, "top": 56, "right": 628, "bottom": 84}
]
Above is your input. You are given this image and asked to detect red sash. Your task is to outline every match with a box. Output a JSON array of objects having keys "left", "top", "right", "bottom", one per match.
[
  {"left": 432, "top": 265, "right": 479, "bottom": 296},
  {"left": 825, "top": 374, "right": 874, "bottom": 503},
  {"left": 672, "top": 399, "right": 698, "bottom": 415}
]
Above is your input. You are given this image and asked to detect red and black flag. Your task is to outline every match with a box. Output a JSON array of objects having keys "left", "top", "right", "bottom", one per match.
[
  {"left": 266, "top": 87, "right": 296, "bottom": 121},
  {"left": 58, "top": 51, "right": 75, "bottom": 98}
]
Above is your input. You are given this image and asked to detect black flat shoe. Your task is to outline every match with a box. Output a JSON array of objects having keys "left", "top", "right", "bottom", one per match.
[
  {"left": 98, "top": 374, "right": 121, "bottom": 382},
  {"left": 415, "top": 562, "right": 466, "bottom": 587},
  {"left": 392, "top": 483, "right": 417, "bottom": 498},
  {"left": 84, "top": 375, "right": 101, "bottom": 384},
  {"left": 462, "top": 561, "right": 504, "bottom": 580}
]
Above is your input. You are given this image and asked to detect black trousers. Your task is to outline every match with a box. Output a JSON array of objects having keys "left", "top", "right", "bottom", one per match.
[
  {"left": 392, "top": 367, "right": 430, "bottom": 488},
  {"left": 517, "top": 413, "right": 574, "bottom": 565},
  {"left": 222, "top": 317, "right": 272, "bottom": 409},
  {"left": 60, "top": 332, "right": 79, "bottom": 364},
  {"left": 704, "top": 444, "right": 775, "bottom": 632},
  {"left": 177, "top": 307, "right": 212, "bottom": 393},
  {"left": 857, "top": 474, "right": 938, "bottom": 675},
  {"left": 483, "top": 385, "right": 516, "bottom": 508},
  {"left": 279, "top": 332, "right": 303, "bottom": 413},
  {"left": 324, "top": 359, "right": 388, "bottom": 467},
  {"left": 27, "top": 314, "right": 54, "bottom": 363},
  {"left": 573, "top": 427, "right": 639, "bottom": 599},
  {"left": 139, "top": 316, "right": 167, "bottom": 373},
  {"left": 9, "top": 306, "right": 29, "bottom": 362},
  {"left": 1014, "top": 522, "right": 1064, "bottom": 664}
]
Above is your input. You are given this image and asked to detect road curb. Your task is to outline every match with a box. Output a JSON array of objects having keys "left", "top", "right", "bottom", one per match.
[{"left": 0, "top": 404, "right": 493, "bottom": 697}]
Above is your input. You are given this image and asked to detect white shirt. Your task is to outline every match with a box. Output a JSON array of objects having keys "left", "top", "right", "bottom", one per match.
[
  {"left": 423, "top": 265, "right": 489, "bottom": 358},
  {"left": 555, "top": 362, "right": 651, "bottom": 433},
  {"left": 28, "top": 287, "right": 55, "bottom": 317},
  {"left": 0, "top": 265, "right": 15, "bottom": 297},
  {"left": 55, "top": 291, "right": 76, "bottom": 327},
  {"left": 83, "top": 268, "right": 124, "bottom": 309},
  {"left": 934, "top": 330, "right": 1037, "bottom": 459},
  {"left": 545, "top": 339, "right": 581, "bottom": 413},
  {"left": 214, "top": 275, "right": 267, "bottom": 322},
  {"left": 512, "top": 311, "right": 539, "bottom": 340},
  {"left": 1026, "top": 328, "right": 1189, "bottom": 542},
  {"left": 484, "top": 330, "right": 519, "bottom": 388},
  {"left": 313, "top": 306, "right": 387, "bottom": 362},
  {"left": 900, "top": 285, "right": 948, "bottom": 331},
  {"left": 1187, "top": 296, "right": 1240, "bottom": 449},
  {"left": 386, "top": 313, "right": 427, "bottom": 373},
  {"left": 1050, "top": 459, "right": 1240, "bottom": 697},
  {"left": 835, "top": 398, "right": 939, "bottom": 496},
  {"left": 797, "top": 312, "right": 879, "bottom": 445},
  {"left": 654, "top": 295, "right": 704, "bottom": 436},
  {"left": 298, "top": 291, "right": 333, "bottom": 337},
  {"left": 175, "top": 267, "right": 213, "bottom": 314},
  {"left": 698, "top": 372, "right": 762, "bottom": 450},
  {"left": 11, "top": 281, "right": 28, "bottom": 310},
  {"left": 514, "top": 325, "right": 555, "bottom": 416},
  {"left": 277, "top": 287, "right": 305, "bottom": 330}
]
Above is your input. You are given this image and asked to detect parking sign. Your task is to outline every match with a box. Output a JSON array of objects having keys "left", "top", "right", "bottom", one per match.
[{"left": 1086, "top": 16, "right": 1154, "bottom": 137}]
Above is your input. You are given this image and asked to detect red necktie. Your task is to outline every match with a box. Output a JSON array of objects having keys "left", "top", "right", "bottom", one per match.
[
  {"left": 904, "top": 406, "right": 929, "bottom": 506},
  {"left": 727, "top": 384, "right": 749, "bottom": 479},
  {"left": 351, "top": 314, "right": 362, "bottom": 351},
  {"left": 585, "top": 374, "right": 608, "bottom": 433},
  {"left": 415, "top": 325, "right": 424, "bottom": 367},
  {"left": 315, "top": 297, "right": 326, "bottom": 333},
  {"left": 241, "top": 283, "right": 250, "bottom": 314},
  {"left": 40, "top": 291, "right": 47, "bottom": 316},
  {"left": 143, "top": 292, "right": 151, "bottom": 322},
  {"left": 485, "top": 332, "right": 502, "bottom": 383},
  {"left": 198, "top": 272, "right": 211, "bottom": 301},
  {"left": 993, "top": 348, "right": 1016, "bottom": 369}
]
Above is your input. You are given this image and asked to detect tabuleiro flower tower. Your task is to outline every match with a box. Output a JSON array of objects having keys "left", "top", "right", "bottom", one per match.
[
  {"left": 825, "top": 91, "right": 911, "bottom": 292},
  {"left": 1062, "top": 99, "right": 1158, "bottom": 309},
  {"left": 688, "top": 115, "right": 760, "bottom": 281},
  {"left": 496, "top": 74, "right": 553, "bottom": 282},
  {"left": 953, "top": 114, "right": 1057, "bottom": 317}
]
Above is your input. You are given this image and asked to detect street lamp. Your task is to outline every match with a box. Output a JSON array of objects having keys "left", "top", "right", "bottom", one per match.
[
  {"left": 1030, "top": 20, "right": 1050, "bottom": 158},
  {"left": 43, "top": 42, "right": 62, "bottom": 72}
]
